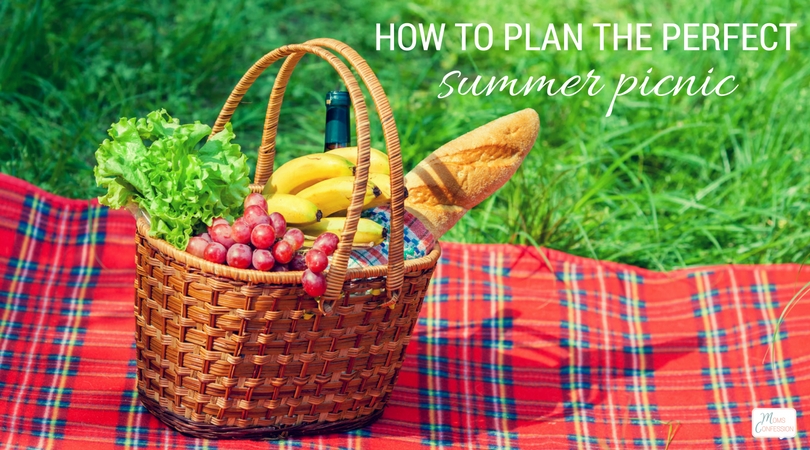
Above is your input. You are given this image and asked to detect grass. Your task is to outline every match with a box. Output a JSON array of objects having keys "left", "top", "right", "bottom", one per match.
[{"left": 1, "top": 0, "right": 809, "bottom": 270}]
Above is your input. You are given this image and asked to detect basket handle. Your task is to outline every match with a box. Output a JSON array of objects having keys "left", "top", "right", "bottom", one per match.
[
  {"left": 255, "top": 39, "right": 406, "bottom": 310},
  {"left": 209, "top": 42, "right": 404, "bottom": 311}
]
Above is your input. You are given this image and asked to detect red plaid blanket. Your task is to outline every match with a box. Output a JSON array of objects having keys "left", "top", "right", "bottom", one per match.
[{"left": 1, "top": 172, "right": 808, "bottom": 449}]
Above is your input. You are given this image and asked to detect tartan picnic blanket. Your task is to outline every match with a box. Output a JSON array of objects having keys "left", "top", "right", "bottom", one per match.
[{"left": 1, "top": 172, "right": 809, "bottom": 449}]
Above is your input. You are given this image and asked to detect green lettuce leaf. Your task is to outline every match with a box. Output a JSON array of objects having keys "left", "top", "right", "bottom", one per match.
[{"left": 94, "top": 109, "right": 250, "bottom": 249}]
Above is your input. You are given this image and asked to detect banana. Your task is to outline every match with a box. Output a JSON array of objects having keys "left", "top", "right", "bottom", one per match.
[
  {"left": 263, "top": 154, "right": 354, "bottom": 195},
  {"left": 263, "top": 194, "right": 322, "bottom": 224},
  {"left": 326, "top": 146, "right": 390, "bottom": 175},
  {"left": 329, "top": 173, "right": 407, "bottom": 214},
  {"left": 299, "top": 217, "right": 385, "bottom": 246},
  {"left": 364, "top": 173, "right": 393, "bottom": 209},
  {"left": 295, "top": 176, "right": 381, "bottom": 217}
]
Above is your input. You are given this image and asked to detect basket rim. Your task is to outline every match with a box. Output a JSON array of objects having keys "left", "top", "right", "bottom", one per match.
[{"left": 136, "top": 217, "right": 441, "bottom": 284}]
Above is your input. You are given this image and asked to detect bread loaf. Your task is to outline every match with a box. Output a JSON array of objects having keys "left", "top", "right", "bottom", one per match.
[{"left": 404, "top": 108, "right": 540, "bottom": 238}]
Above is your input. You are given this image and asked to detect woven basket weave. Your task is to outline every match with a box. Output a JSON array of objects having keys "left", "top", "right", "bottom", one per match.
[{"left": 134, "top": 38, "right": 441, "bottom": 439}]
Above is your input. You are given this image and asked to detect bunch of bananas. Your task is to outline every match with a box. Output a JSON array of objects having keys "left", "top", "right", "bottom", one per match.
[{"left": 262, "top": 147, "right": 392, "bottom": 247}]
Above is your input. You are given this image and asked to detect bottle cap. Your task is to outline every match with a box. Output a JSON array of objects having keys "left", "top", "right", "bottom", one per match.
[{"left": 325, "top": 91, "right": 350, "bottom": 106}]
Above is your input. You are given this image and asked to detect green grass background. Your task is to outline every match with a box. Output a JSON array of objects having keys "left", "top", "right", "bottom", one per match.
[{"left": 1, "top": 0, "right": 808, "bottom": 270}]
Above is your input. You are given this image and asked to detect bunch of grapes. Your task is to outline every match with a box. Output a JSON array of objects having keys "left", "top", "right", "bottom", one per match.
[{"left": 184, "top": 193, "right": 339, "bottom": 297}]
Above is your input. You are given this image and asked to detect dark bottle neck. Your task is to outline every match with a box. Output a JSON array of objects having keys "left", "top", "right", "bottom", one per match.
[{"left": 324, "top": 91, "right": 351, "bottom": 150}]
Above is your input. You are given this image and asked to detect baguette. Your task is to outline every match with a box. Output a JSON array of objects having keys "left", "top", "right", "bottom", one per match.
[{"left": 404, "top": 108, "right": 540, "bottom": 238}]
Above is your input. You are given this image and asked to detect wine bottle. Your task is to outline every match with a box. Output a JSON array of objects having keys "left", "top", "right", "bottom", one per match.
[{"left": 324, "top": 91, "right": 351, "bottom": 150}]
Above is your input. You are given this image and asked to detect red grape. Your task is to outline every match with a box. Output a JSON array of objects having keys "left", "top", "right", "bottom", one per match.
[
  {"left": 271, "top": 264, "right": 289, "bottom": 272},
  {"left": 212, "top": 217, "right": 229, "bottom": 227},
  {"left": 244, "top": 205, "right": 271, "bottom": 228},
  {"left": 203, "top": 242, "right": 227, "bottom": 264},
  {"left": 252, "top": 249, "right": 275, "bottom": 271},
  {"left": 283, "top": 228, "right": 305, "bottom": 251},
  {"left": 251, "top": 224, "right": 276, "bottom": 249},
  {"left": 199, "top": 232, "right": 213, "bottom": 243},
  {"left": 208, "top": 217, "right": 229, "bottom": 234},
  {"left": 244, "top": 193, "right": 268, "bottom": 212},
  {"left": 305, "top": 249, "right": 328, "bottom": 273},
  {"left": 227, "top": 244, "right": 252, "bottom": 269},
  {"left": 268, "top": 212, "right": 287, "bottom": 237},
  {"left": 312, "top": 232, "right": 339, "bottom": 255},
  {"left": 272, "top": 240, "right": 294, "bottom": 264},
  {"left": 185, "top": 236, "right": 209, "bottom": 258},
  {"left": 210, "top": 223, "right": 236, "bottom": 248},
  {"left": 302, "top": 269, "right": 327, "bottom": 297},
  {"left": 289, "top": 253, "right": 307, "bottom": 271},
  {"left": 231, "top": 218, "right": 252, "bottom": 244}
]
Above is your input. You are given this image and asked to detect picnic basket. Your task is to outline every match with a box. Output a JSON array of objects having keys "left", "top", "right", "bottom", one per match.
[{"left": 133, "top": 38, "right": 442, "bottom": 439}]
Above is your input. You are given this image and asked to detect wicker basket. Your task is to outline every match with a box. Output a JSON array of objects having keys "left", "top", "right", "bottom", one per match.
[{"left": 133, "top": 38, "right": 441, "bottom": 440}]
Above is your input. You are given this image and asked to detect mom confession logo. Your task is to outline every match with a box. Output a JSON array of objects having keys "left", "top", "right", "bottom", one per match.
[
  {"left": 375, "top": 22, "right": 798, "bottom": 117},
  {"left": 752, "top": 408, "right": 797, "bottom": 438}
]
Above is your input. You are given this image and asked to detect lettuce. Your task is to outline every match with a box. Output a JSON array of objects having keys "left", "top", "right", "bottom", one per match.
[{"left": 94, "top": 109, "right": 249, "bottom": 250}]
